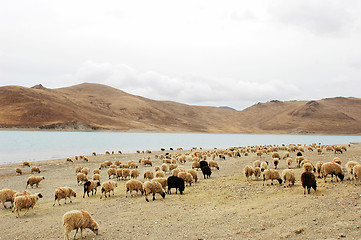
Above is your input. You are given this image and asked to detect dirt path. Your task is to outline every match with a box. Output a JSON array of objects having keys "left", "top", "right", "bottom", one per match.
[{"left": 1, "top": 144, "right": 360, "bottom": 240}]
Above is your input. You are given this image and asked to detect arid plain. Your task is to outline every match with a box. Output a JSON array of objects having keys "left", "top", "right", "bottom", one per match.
[{"left": 1, "top": 143, "right": 361, "bottom": 240}]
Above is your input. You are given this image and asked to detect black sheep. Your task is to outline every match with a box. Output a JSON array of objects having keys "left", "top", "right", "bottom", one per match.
[
  {"left": 83, "top": 181, "right": 101, "bottom": 198},
  {"left": 296, "top": 151, "right": 303, "bottom": 156},
  {"left": 301, "top": 171, "right": 317, "bottom": 195},
  {"left": 199, "top": 160, "right": 208, "bottom": 168},
  {"left": 201, "top": 166, "right": 212, "bottom": 179},
  {"left": 167, "top": 176, "right": 185, "bottom": 194}
]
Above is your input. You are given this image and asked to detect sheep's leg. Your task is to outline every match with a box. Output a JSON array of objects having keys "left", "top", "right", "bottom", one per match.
[
  {"left": 145, "top": 194, "right": 149, "bottom": 202},
  {"left": 153, "top": 193, "right": 156, "bottom": 201},
  {"left": 73, "top": 228, "right": 78, "bottom": 239},
  {"left": 308, "top": 187, "right": 311, "bottom": 194},
  {"left": 80, "top": 228, "right": 83, "bottom": 239}
]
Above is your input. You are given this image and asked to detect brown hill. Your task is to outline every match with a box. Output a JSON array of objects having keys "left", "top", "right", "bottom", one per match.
[{"left": 0, "top": 83, "right": 360, "bottom": 134}]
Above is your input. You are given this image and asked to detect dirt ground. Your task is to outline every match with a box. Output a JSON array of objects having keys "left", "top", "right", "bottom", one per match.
[{"left": 1, "top": 143, "right": 361, "bottom": 240}]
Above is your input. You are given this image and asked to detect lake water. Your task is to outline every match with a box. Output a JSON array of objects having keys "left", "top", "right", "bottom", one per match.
[{"left": 0, "top": 131, "right": 360, "bottom": 165}]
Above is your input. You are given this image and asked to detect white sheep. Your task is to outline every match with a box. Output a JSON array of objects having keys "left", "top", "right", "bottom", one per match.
[
  {"left": 208, "top": 160, "right": 219, "bottom": 170},
  {"left": 260, "top": 161, "right": 268, "bottom": 172},
  {"left": 155, "top": 171, "right": 165, "bottom": 178},
  {"left": 282, "top": 169, "right": 295, "bottom": 187},
  {"left": 346, "top": 161, "right": 359, "bottom": 180},
  {"left": 92, "top": 174, "right": 101, "bottom": 182},
  {"left": 287, "top": 158, "right": 293, "bottom": 169},
  {"left": 76, "top": 173, "right": 88, "bottom": 184},
  {"left": 244, "top": 166, "right": 254, "bottom": 181},
  {"left": 26, "top": 176, "right": 45, "bottom": 188},
  {"left": 254, "top": 167, "right": 261, "bottom": 180},
  {"left": 131, "top": 169, "right": 140, "bottom": 179},
  {"left": 187, "top": 169, "right": 198, "bottom": 183},
  {"left": 263, "top": 169, "right": 283, "bottom": 186},
  {"left": 315, "top": 161, "right": 324, "bottom": 178},
  {"left": 253, "top": 160, "right": 261, "bottom": 168},
  {"left": 0, "top": 189, "right": 17, "bottom": 209},
  {"left": 353, "top": 165, "right": 361, "bottom": 186},
  {"left": 107, "top": 168, "right": 117, "bottom": 179},
  {"left": 320, "top": 162, "right": 344, "bottom": 182},
  {"left": 125, "top": 179, "right": 144, "bottom": 197},
  {"left": 100, "top": 181, "right": 117, "bottom": 199},
  {"left": 143, "top": 181, "right": 166, "bottom": 202},
  {"left": 178, "top": 172, "right": 194, "bottom": 186},
  {"left": 63, "top": 210, "right": 99, "bottom": 240},
  {"left": 143, "top": 170, "right": 154, "bottom": 180},
  {"left": 153, "top": 177, "right": 168, "bottom": 189},
  {"left": 161, "top": 163, "right": 168, "bottom": 173},
  {"left": 53, "top": 187, "right": 76, "bottom": 206},
  {"left": 273, "top": 158, "right": 279, "bottom": 169},
  {"left": 12, "top": 193, "right": 43, "bottom": 217}
]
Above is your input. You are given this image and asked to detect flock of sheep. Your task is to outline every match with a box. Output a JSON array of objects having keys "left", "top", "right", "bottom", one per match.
[{"left": 0, "top": 142, "right": 357, "bottom": 239}]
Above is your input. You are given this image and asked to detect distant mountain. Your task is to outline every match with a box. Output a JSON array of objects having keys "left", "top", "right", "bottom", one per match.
[
  {"left": 218, "top": 106, "right": 237, "bottom": 111},
  {"left": 0, "top": 83, "right": 360, "bottom": 134}
]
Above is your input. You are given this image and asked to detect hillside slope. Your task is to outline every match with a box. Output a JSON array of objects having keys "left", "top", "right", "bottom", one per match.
[{"left": 0, "top": 83, "right": 360, "bottom": 134}]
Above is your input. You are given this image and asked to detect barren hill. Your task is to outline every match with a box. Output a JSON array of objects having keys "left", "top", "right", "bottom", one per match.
[{"left": 0, "top": 83, "right": 360, "bottom": 134}]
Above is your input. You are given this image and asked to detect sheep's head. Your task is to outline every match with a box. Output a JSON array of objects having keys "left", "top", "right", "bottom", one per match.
[
  {"left": 161, "top": 192, "right": 166, "bottom": 199},
  {"left": 277, "top": 179, "right": 283, "bottom": 185},
  {"left": 37, "top": 193, "right": 43, "bottom": 198},
  {"left": 90, "top": 222, "right": 99, "bottom": 235},
  {"left": 338, "top": 173, "right": 345, "bottom": 181}
]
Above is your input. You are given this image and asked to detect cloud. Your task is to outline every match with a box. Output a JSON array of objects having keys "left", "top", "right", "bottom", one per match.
[
  {"left": 269, "top": 1, "right": 355, "bottom": 36},
  {"left": 66, "top": 61, "right": 301, "bottom": 109}
]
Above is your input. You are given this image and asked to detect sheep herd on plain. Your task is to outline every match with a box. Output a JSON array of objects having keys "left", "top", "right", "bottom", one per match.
[{"left": 0, "top": 143, "right": 358, "bottom": 239}]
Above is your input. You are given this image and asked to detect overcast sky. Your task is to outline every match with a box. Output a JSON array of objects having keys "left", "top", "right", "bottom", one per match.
[{"left": 1, "top": 1, "right": 360, "bottom": 110}]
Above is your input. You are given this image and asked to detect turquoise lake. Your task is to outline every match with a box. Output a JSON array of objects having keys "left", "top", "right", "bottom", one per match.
[{"left": 0, "top": 131, "right": 360, "bottom": 165}]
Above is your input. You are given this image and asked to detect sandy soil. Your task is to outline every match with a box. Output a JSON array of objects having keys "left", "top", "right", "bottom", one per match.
[{"left": 1, "top": 143, "right": 361, "bottom": 240}]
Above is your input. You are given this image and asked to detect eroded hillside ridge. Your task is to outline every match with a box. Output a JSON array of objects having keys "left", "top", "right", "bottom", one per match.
[{"left": 0, "top": 83, "right": 360, "bottom": 134}]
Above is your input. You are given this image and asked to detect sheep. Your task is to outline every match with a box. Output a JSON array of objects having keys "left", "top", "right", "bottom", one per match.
[
  {"left": 273, "top": 158, "right": 279, "bottom": 169},
  {"left": 14, "top": 191, "right": 31, "bottom": 198},
  {"left": 169, "top": 164, "right": 178, "bottom": 171},
  {"left": 31, "top": 166, "right": 41, "bottom": 173},
  {"left": 92, "top": 174, "right": 101, "bottom": 182},
  {"left": 208, "top": 160, "right": 219, "bottom": 170},
  {"left": 172, "top": 168, "right": 182, "bottom": 177},
  {"left": 26, "top": 176, "right": 45, "bottom": 188},
  {"left": 262, "top": 169, "right": 283, "bottom": 186},
  {"left": 353, "top": 165, "right": 361, "bottom": 186},
  {"left": 346, "top": 161, "right": 359, "bottom": 180},
  {"left": 116, "top": 168, "right": 123, "bottom": 181},
  {"left": 192, "top": 161, "right": 201, "bottom": 170},
  {"left": 16, "top": 168, "right": 23, "bottom": 175},
  {"left": 142, "top": 159, "right": 153, "bottom": 166},
  {"left": 12, "top": 193, "right": 43, "bottom": 217},
  {"left": 119, "top": 164, "right": 129, "bottom": 169},
  {"left": 144, "top": 170, "right": 154, "bottom": 180},
  {"left": 244, "top": 166, "right": 254, "bottom": 181},
  {"left": 199, "top": 160, "right": 208, "bottom": 168},
  {"left": 301, "top": 171, "right": 317, "bottom": 194},
  {"left": 315, "top": 161, "right": 324, "bottom": 178},
  {"left": 272, "top": 152, "right": 280, "bottom": 159},
  {"left": 83, "top": 181, "right": 101, "bottom": 198},
  {"left": 177, "top": 172, "right": 194, "bottom": 186},
  {"left": 301, "top": 162, "right": 313, "bottom": 172},
  {"left": 154, "top": 166, "right": 160, "bottom": 172},
  {"left": 76, "top": 173, "right": 88, "bottom": 184},
  {"left": 107, "top": 168, "right": 117, "bottom": 179},
  {"left": 167, "top": 176, "right": 185, "bottom": 194},
  {"left": 75, "top": 166, "right": 83, "bottom": 173},
  {"left": 253, "top": 160, "right": 261, "bottom": 168},
  {"left": 81, "top": 167, "right": 89, "bottom": 175},
  {"left": 254, "top": 167, "right": 261, "bottom": 180},
  {"left": 0, "top": 189, "right": 17, "bottom": 209},
  {"left": 287, "top": 158, "right": 293, "bottom": 168},
  {"left": 153, "top": 177, "right": 168, "bottom": 189},
  {"left": 93, "top": 169, "right": 100, "bottom": 175},
  {"left": 187, "top": 169, "right": 198, "bottom": 183},
  {"left": 63, "top": 210, "right": 99, "bottom": 240},
  {"left": 53, "top": 187, "right": 76, "bottom": 206},
  {"left": 333, "top": 157, "right": 341, "bottom": 165},
  {"left": 144, "top": 181, "right": 166, "bottom": 202},
  {"left": 296, "top": 156, "right": 304, "bottom": 168},
  {"left": 161, "top": 163, "right": 169, "bottom": 173},
  {"left": 131, "top": 169, "right": 140, "bottom": 179},
  {"left": 100, "top": 181, "right": 117, "bottom": 199},
  {"left": 120, "top": 169, "right": 130, "bottom": 180},
  {"left": 125, "top": 179, "right": 144, "bottom": 197},
  {"left": 23, "top": 161, "right": 30, "bottom": 167},
  {"left": 320, "top": 162, "right": 344, "bottom": 183},
  {"left": 201, "top": 166, "right": 212, "bottom": 179},
  {"left": 260, "top": 161, "right": 268, "bottom": 172},
  {"left": 129, "top": 162, "right": 138, "bottom": 169},
  {"left": 99, "top": 162, "right": 106, "bottom": 169},
  {"left": 155, "top": 171, "right": 165, "bottom": 178},
  {"left": 283, "top": 152, "right": 290, "bottom": 159},
  {"left": 282, "top": 169, "right": 295, "bottom": 187}
]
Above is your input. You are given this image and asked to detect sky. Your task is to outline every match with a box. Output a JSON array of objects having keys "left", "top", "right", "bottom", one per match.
[{"left": 0, "top": 0, "right": 361, "bottom": 110}]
